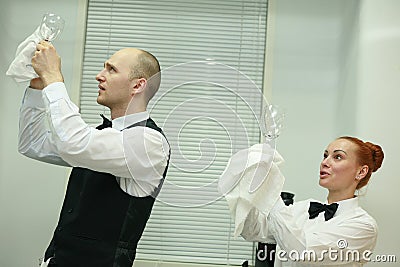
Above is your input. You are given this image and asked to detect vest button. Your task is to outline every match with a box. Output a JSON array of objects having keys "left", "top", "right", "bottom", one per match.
[{"left": 68, "top": 208, "right": 73, "bottom": 213}]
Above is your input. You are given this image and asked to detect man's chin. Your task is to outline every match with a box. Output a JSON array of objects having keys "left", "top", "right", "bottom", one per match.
[
  {"left": 97, "top": 99, "right": 111, "bottom": 110},
  {"left": 96, "top": 97, "right": 105, "bottom": 106}
]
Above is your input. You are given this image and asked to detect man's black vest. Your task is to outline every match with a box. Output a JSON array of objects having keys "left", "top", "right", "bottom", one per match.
[{"left": 44, "top": 118, "right": 169, "bottom": 267}]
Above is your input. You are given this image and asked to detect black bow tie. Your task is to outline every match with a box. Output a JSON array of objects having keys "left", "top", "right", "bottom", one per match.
[
  {"left": 308, "top": 201, "right": 339, "bottom": 221},
  {"left": 96, "top": 114, "right": 112, "bottom": 130}
]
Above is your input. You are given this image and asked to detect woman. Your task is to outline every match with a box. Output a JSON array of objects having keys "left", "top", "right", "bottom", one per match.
[{"left": 221, "top": 136, "right": 384, "bottom": 266}]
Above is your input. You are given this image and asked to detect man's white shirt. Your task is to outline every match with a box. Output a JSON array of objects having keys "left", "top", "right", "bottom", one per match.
[{"left": 19, "top": 82, "right": 170, "bottom": 197}]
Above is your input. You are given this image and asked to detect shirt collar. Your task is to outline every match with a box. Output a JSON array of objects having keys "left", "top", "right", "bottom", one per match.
[
  {"left": 112, "top": 111, "right": 150, "bottom": 131},
  {"left": 330, "top": 196, "right": 359, "bottom": 217}
]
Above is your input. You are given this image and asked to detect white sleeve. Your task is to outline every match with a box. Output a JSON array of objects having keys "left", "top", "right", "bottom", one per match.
[
  {"left": 239, "top": 205, "right": 276, "bottom": 243},
  {"left": 41, "top": 82, "right": 169, "bottom": 186},
  {"left": 18, "top": 87, "right": 70, "bottom": 166}
]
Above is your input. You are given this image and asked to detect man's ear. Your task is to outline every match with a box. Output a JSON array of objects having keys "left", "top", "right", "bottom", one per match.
[{"left": 131, "top": 78, "right": 147, "bottom": 95}]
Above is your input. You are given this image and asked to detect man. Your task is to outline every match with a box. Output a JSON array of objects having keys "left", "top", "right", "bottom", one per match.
[{"left": 18, "top": 41, "right": 170, "bottom": 267}]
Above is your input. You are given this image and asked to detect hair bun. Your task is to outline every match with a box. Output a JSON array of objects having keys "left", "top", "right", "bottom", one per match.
[{"left": 366, "top": 142, "right": 384, "bottom": 172}]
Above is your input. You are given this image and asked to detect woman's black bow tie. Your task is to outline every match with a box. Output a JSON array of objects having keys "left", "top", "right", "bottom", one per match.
[{"left": 308, "top": 201, "right": 339, "bottom": 221}]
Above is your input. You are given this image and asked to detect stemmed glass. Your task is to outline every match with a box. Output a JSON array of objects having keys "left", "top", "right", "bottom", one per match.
[
  {"left": 243, "top": 104, "right": 285, "bottom": 193},
  {"left": 39, "top": 12, "right": 65, "bottom": 41},
  {"left": 261, "top": 104, "right": 285, "bottom": 142}
]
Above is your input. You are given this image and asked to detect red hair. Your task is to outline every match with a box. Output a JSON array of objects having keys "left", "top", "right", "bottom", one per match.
[{"left": 337, "top": 136, "right": 384, "bottom": 189}]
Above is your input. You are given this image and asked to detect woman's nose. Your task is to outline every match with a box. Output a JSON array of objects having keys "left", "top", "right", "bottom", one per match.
[{"left": 321, "top": 157, "right": 330, "bottom": 167}]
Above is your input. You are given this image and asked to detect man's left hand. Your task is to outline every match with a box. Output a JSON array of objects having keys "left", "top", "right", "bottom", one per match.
[{"left": 31, "top": 41, "right": 64, "bottom": 87}]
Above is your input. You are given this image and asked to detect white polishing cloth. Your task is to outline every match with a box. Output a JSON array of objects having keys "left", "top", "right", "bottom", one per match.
[
  {"left": 6, "top": 27, "right": 41, "bottom": 83},
  {"left": 218, "top": 143, "right": 285, "bottom": 237}
]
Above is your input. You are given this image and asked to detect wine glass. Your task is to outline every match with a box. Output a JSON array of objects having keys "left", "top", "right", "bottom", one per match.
[
  {"left": 39, "top": 12, "right": 65, "bottom": 41},
  {"left": 261, "top": 104, "right": 285, "bottom": 142}
]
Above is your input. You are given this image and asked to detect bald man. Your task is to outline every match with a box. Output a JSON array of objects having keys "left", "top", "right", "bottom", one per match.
[{"left": 18, "top": 42, "right": 170, "bottom": 267}]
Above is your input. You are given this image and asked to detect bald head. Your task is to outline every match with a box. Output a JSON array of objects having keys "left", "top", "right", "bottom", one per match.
[
  {"left": 115, "top": 48, "right": 159, "bottom": 79},
  {"left": 118, "top": 48, "right": 161, "bottom": 101}
]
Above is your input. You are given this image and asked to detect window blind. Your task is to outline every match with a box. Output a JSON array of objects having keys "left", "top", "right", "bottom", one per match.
[{"left": 80, "top": 0, "right": 268, "bottom": 265}]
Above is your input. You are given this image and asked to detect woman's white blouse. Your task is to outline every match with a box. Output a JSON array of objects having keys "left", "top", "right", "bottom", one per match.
[{"left": 219, "top": 144, "right": 377, "bottom": 266}]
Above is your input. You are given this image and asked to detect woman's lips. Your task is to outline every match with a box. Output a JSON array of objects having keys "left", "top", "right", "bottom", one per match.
[{"left": 320, "top": 171, "right": 330, "bottom": 179}]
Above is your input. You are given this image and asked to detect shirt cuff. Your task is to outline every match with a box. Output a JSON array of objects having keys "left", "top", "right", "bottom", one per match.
[
  {"left": 42, "top": 82, "right": 70, "bottom": 103},
  {"left": 269, "top": 197, "right": 285, "bottom": 219},
  {"left": 23, "top": 87, "right": 46, "bottom": 108}
]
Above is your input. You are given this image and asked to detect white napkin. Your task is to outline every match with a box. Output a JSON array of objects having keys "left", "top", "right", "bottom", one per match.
[
  {"left": 218, "top": 143, "right": 285, "bottom": 237},
  {"left": 6, "top": 27, "right": 41, "bottom": 83}
]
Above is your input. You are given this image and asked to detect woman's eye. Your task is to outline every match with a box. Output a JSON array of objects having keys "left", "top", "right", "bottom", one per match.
[{"left": 334, "top": 154, "right": 342, "bottom": 160}]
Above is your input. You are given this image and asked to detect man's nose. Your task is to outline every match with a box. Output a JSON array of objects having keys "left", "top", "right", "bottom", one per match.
[{"left": 96, "top": 69, "right": 105, "bottom": 81}]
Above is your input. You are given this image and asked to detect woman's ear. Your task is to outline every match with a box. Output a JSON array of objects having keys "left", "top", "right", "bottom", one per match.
[
  {"left": 356, "top": 165, "right": 369, "bottom": 180},
  {"left": 131, "top": 78, "right": 147, "bottom": 95}
]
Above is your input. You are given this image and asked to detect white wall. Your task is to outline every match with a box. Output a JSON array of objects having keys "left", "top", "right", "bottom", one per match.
[
  {"left": 356, "top": 0, "right": 400, "bottom": 264},
  {"left": 1, "top": 0, "right": 399, "bottom": 266},
  {"left": 0, "top": 1, "right": 82, "bottom": 266},
  {"left": 267, "top": 0, "right": 348, "bottom": 202},
  {"left": 268, "top": 0, "right": 400, "bottom": 265}
]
